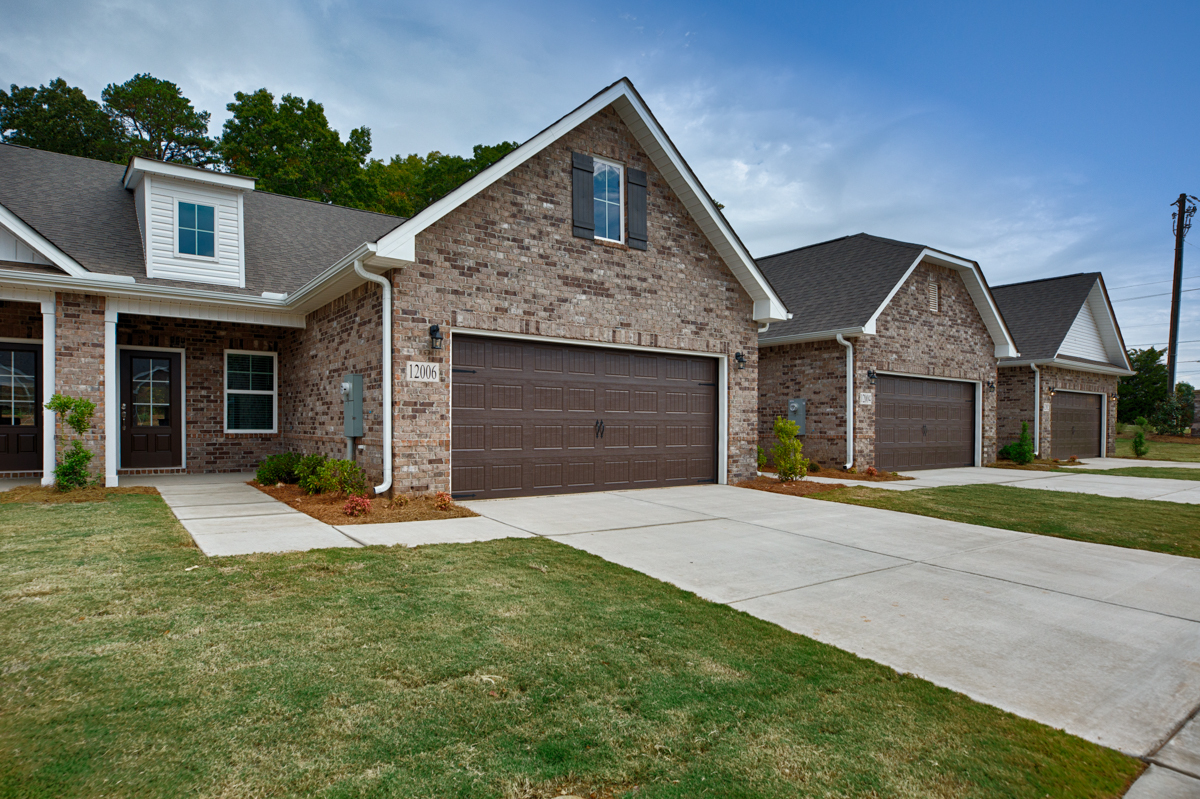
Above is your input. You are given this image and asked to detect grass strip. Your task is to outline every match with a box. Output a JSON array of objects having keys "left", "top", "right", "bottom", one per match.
[
  {"left": 0, "top": 493, "right": 1140, "bottom": 798},
  {"left": 1059, "top": 466, "right": 1200, "bottom": 481}
]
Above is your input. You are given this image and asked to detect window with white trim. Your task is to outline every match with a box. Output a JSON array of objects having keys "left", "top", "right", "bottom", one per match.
[
  {"left": 592, "top": 158, "right": 624, "bottom": 242},
  {"left": 225, "top": 351, "right": 276, "bottom": 432},
  {"left": 178, "top": 201, "right": 216, "bottom": 258}
]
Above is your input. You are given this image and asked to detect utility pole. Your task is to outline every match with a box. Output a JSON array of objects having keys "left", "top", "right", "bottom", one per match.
[{"left": 1168, "top": 193, "right": 1198, "bottom": 389}]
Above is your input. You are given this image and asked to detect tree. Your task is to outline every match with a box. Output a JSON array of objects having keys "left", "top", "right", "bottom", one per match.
[
  {"left": 219, "top": 89, "right": 372, "bottom": 206},
  {"left": 102, "top": 74, "right": 216, "bottom": 165},
  {"left": 360, "top": 141, "right": 519, "bottom": 217},
  {"left": 1118, "top": 347, "right": 1170, "bottom": 423},
  {"left": 0, "top": 78, "right": 127, "bottom": 162}
]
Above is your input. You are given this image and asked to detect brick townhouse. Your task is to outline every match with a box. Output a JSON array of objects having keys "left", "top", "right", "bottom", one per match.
[{"left": 0, "top": 78, "right": 789, "bottom": 499}]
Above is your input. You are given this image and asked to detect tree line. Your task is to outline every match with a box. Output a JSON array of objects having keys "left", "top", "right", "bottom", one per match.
[
  {"left": 0, "top": 74, "right": 518, "bottom": 218},
  {"left": 1119, "top": 347, "right": 1194, "bottom": 434}
]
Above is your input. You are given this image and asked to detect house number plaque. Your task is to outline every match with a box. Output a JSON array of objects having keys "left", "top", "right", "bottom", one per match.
[{"left": 406, "top": 362, "right": 440, "bottom": 382}]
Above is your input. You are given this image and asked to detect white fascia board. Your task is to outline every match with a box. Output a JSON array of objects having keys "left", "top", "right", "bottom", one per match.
[
  {"left": 123, "top": 157, "right": 256, "bottom": 192},
  {"left": 999, "top": 358, "right": 1134, "bottom": 377},
  {"left": 374, "top": 79, "right": 789, "bottom": 323},
  {"left": 759, "top": 326, "right": 865, "bottom": 347},
  {"left": 863, "top": 248, "right": 1019, "bottom": 358},
  {"left": 282, "top": 242, "right": 379, "bottom": 314},
  {"left": 0, "top": 203, "right": 94, "bottom": 279}
]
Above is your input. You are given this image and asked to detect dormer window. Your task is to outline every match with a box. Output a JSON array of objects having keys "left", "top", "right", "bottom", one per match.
[
  {"left": 592, "top": 158, "right": 624, "bottom": 243},
  {"left": 177, "top": 201, "right": 215, "bottom": 259}
]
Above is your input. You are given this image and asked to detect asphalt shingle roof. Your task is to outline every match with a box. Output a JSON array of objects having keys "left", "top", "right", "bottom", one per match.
[
  {"left": 0, "top": 143, "right": 405, "bottom": 296},
  {"left": 756, "top": 233, "right": 926, "bottom": 340},
  {"left": 990, "top": 273, "right": 1100, "bottom": 361}
]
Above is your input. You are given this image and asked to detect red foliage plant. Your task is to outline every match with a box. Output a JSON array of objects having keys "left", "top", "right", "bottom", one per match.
[
  {"left": 865, "top": 466, "right": 878, "bottom": 477},
  {"left": 342, "top": 495, "right": 372, "bottom": 517},
  {"left": 434, "top": 491, "right": 453, "bottom": 511}
]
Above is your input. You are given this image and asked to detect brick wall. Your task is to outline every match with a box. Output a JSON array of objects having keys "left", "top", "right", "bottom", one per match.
[
  {"left": 55, "top": 293, "right": 106, "bottom": 476},
  {"left": 278, "top": 282, "right": 384, "bottom": 482},
  {"left": 998, "top": 365, "right": 1117, "bottom": 456},
  {"left": 0, "top": 300, "right": 42, "bottom": 339},
  {"left": 759, "top": 262, "right": 999, "bottom": 469},
  {"left": 996, "top": 366, "right": 1036, "bottom": 446},
  {"left": 392, "top": 105, "right": 759, "bottom": 493}
]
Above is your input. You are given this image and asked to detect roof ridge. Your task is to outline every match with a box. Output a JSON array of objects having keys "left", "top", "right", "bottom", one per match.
[
  {"left": 0, "top": 141, "right": 125, "bottom": 170},
  {"left": 756, "top": 232, "right": 923, "bottom": 262},
  {"left": 993, "top": 272, "right": 1100, "bottom": 290}
]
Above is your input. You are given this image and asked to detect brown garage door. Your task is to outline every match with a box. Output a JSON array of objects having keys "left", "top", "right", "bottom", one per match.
[
  {"left": 1051, "top": 392, "right": 1101, "bottom": 459},
  {"left": 451, "top": 336, "right": 718, "bottom": 499},
  {"left": 875, "top": 375, "right": 974, "bottom": 470}
]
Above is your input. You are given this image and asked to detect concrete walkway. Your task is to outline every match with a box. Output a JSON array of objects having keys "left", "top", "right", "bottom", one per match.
[
  {"left": 464, "top": 484, "right": 1200, "bottom": 791},
  {"left": 804, "top": 463, "right": 1200, "bottom": 503}
]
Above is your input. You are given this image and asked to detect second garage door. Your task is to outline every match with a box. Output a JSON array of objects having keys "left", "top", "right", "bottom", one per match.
[
  {"left": 1050, "top": 391, "right": 1101, "bottom": 459},
  {"left": 451, "top": 336, "right": 718, "bottom": 499},
  {"left": 875, "top": 375, "right": 975, "bottom": 470}
]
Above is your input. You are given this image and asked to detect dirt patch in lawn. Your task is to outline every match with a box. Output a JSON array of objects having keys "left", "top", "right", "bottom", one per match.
[
  {"left": 987, "top": 458, "right": 1075, "bottom": 472},
  {"left": 759, "top": 465, "right": 912, "bottom": 482},
  {"left": 736, "top": 476, "right": 852, "bottom": 497},
  {"left": 250, "top": 481, "right": 478, "bottom": 525},
  {"left": 0, "top": 484, "right": 160, "bottom": 504}
]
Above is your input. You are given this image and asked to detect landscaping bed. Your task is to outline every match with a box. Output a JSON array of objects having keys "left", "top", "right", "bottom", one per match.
[
  {"left": 0, "top": 484, "right": 158, "bottom": 504},
  {"left": 0, "top": 492, "right": 1141, "bottom": 797},
  {"left": 737, "top": 476, "right": 852, "bottom": 497},
  {"left": 987, "top": 458, "right": 1073, "bottom": 472},
  {"left": 250, "top": 481, "right": 478, "bottom": 525},
  {"left": 759, "top": 465, "right": 912, "bottom": 482}
]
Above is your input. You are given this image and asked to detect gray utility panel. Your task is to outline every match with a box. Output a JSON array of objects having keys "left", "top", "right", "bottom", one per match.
[
  {"left": 787, "top": 397, "right": 806, "bottom": 435},
  {"left": 341, "top": 373, "right": 363, "bottom": 438}
]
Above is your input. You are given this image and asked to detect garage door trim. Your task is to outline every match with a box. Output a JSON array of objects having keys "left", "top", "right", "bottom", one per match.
[
  {"left": 448, "top": 327, "right": 729, "bottom": 488},
  {"left": 875, "top": 370, "right": 982, "bottom": 468},
  {"left": 1050, "top": 388, "right": 1107, "bottom": 459}
]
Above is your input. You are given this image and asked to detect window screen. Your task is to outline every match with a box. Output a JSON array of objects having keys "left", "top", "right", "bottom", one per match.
[{"left": 226, "top": 352, "right": 275, "bottom": 431}]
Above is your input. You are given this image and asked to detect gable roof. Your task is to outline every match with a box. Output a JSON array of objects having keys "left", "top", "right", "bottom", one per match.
[
  {"left": 0, "top": 143, "right": 405, "bottom": 296},
  {"left": 370, "top": 78, "right": 789, "bottom": 323},
  {"left": 756, "top": 233, "right": 1018, "bottom": 357},
  {"left": 992, "top": 272, "right": 1133, "bottom": 373}
]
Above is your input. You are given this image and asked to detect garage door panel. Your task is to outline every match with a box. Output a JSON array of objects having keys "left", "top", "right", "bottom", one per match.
[
  {"left": 1051, "top": 392, "right": 1101, "bottom": 459},
  {"left": 876, "top": 375, "right": 974, "bottom": 471},
  {"left": 452, "top": 336, "right": 717, "bottom": 498}
]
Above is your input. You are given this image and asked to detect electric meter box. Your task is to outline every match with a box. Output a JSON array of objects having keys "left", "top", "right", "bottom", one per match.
[
  {"left": 787, "top": 397, "right": 806, "bottom": 435},
  {"left": 341, "top": 374, "right": 363, "bottom": 438}
]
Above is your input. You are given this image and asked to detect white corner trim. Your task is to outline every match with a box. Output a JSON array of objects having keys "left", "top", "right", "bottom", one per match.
[{"left": 104, "top": 309, "right": 118, "bottom": 487}]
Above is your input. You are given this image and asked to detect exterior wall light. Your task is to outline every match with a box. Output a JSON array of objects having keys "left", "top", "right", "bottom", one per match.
[
  {"left": 734, "top": 352, "right": 747, "bottom": 369},
  {"left": 866, "top": 368, "right": 877, "bottom": 386},
  {"left": 987, "top": 380, "right": 995, "bottom": 392},
  {"left": 1048, "top": 387, "right": 1057, "bottom": 397},
  {"left": 429, "top": 324, "right": 444, "bottom": 350}
]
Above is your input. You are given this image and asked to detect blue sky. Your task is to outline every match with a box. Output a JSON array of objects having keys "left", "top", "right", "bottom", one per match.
[{"left": 3, "top": 0, "right": 1198, "bottom": 378}]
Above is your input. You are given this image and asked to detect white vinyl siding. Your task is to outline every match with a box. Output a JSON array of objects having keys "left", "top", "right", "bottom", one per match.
[
  {"left": 1058, "top": 299, "right": 1108, "bottom": 362},
  {"left": 146, "top": 177, "right": 244, "bottom": 287},
  {"left": 0, "top": 225, "right": 51, "bottom": 265}
]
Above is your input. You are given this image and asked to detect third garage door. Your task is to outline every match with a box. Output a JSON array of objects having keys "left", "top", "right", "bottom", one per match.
[
  {"left": 876, "top": 375, "right": 975, "bottom": 470},
  {"left": 1050, "top": 391, "right": 1101, "bottom": 459},
  {"left": 451, "top": 336, "right": 718, "bottom": 499}
]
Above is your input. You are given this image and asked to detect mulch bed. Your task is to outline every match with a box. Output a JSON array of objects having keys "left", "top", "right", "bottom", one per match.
[
  {"left": 987, "top": 458, "right": 1076, "bottom": 472},
  {"left": 0, "top": 485, "right": 159, "bottom": 504},
  {"left": 736, "top": 476, "right": 852, "bottom": 497},
  {"left": 250, "top": 482, "right": 478, "bottom": 525}
]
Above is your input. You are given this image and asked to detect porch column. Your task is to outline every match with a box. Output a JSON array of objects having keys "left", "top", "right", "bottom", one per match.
[
  {"left": 104, "top": 305, "right": 118, "bottom": 487},
  {"left": 40, "top": 295, "right": 56, "bottom": 486}
]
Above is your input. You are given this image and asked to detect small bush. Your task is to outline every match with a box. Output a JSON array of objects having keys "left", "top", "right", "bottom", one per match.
[
  {"left": 865, "top": 466, "right": 878, "bottom": 477},
  {"left": 315, "top": 459, "right": 369, "bottom": 497},
  {"left": 434, "top": 491, "right": 453, "bottom": 511},
  {"left": 1134, "top": 416, "right": 1153, "bottom": 435},
  {"left": 756, "top": 445, "right": 767, "bottom": 470},
  {"left": 1132, "top": 430, "right": 1149, "bottom": 458},
  {"left": 1000, "top": 422, "right": 1035, "bottom": 465},
  {"left": 1151, "top": 391, "right": 1191, "bottom": 436},
  {"left": 296, "top": 453, "right": 328, "bottom": 494},
  {"left": 256, "top": 452, "right": 301, "bottom": 485},
  {"left": 342, "top": 495, "right": 372, "bottom": 517},
  {"left": 771, "top": 416, "right": 808, "bottom": 482},
  {"left": 54, "top": 440, "right": 94, "bottom": 490},
  {"left": 808, "top": 461, "right": 821, "bottom": 473}
]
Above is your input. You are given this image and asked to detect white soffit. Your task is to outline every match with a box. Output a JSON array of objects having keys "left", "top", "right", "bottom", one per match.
[{"left": 373, "top": 79, "right": 789, "bottom": 322}]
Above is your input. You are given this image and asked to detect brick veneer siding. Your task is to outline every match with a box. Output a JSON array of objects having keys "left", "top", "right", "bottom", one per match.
[
  {"left": 759, "top": 262, "right": 999, "bottom": 469},
  {"left": 0, "top": 300, "right": 42, "bottom": 339},
  {"left": 55, "top": 293, "right": 106, "bottom": 476},
  {"left": 390, "top": 105, "right": 759, "bottom": 494},
  {"left": 278, "top": 282, "right": 384, "bottom": 483},
  {"left": 996, "top": 367, "right": 1036, "bottom": 447},
  {"left": 996, "top": 365, "right": 1117, "bottom": 457}
]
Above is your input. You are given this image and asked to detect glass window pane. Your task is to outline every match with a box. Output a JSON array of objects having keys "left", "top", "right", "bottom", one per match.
[
  {"left": 227, "top": 393, "right": 273, "bottom": 431},
  {"left": 151, "top": 359, "right": 170, "bottom": 380},
  {"left": 132, "top": 358, "right": 152, "bottom": 382},
  {"left": 150, "top": 386, "right": 169, "bottom": 404},
  {"left": 227, "top": 354, "right": 250, "bottom": 373},
  {"left": 135, "top": 405, "right": 151, "bottom": 426},
  {"left": 606, "top": 166, "right": 620, "bottom": 200},
  {"left": 154, "top": 402, "right": 170, "bottom": 426},
  {"left": 133, "top": 383, "right": 152, "bottom": 404},
  {"left": 250, "top": 373, "right": 273, "bottom": 391},
  {"left": 197, "top": 204, "right": 215, "bottom": 232},
  {"left": 196, "top": 231, "right": 215, "bottom": 258},
  {"left": 14, "top": 403, "right": 36, "bottom": 426},
  {"left": 250, "top": 355, "right": 274, "bottom": 375},
  {"left": 13, "top": 351, "right": 35, "bottom": 378},
  {"left": 179, "top": 228, "right": 196, "bottom": 255},
  {"left": 593, "top": 166, "right": 606, "bottom": 202},
  {"left": 179, "top": 202, "right": 196, "bottom": 229},
  {"left": 593, "top": 199, "right": 605, "bottom": 237},
  {"left": 227, "top": 372, "right": 251, "bottom": 391}
]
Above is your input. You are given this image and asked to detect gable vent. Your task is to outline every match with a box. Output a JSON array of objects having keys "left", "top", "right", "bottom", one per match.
[{"left": 927, "top": 280, "right": 939, "bottom": 312}]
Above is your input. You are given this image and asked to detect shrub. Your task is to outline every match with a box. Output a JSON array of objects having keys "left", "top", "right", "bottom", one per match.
[
  {"left": 315, "top": 458, "right": 369, "bottom": 497},
  {"left": 756, "top": 445, "right": 767, "bottom": 470},
  {"left": 44, "top": 393, "right": 97, "bottom": 490},
  {"left": 342, "top": 495, "right": 372, "bottom": 517},
  {"left": 256, "top": 452, "right": 301, "bottom": 485},
  {"left": 865, "top": 466, "right": 878, "bottom": 477},
  {"left": 1134, "top": 416, "right": 1152, "bottom": 434},
  {"left": 1132, "top": 430, "right": 1149, "bottom": 458},
  {"left": 434, "top": 491, "right": 453, "bottom": 511},
  {"left": 296, "top": 453, "right": 328, "bottom": 494},
  {"left": 808, "top": 461, "right": 821, "bottom": 473},
  {"left": 771, "top": 416, "right": 808, "bottom": 482},
  {"left": 1001, "top": 422, "right": 1035, "bottom": 465},
  {"left": 1151, "top": 389, "right": 1192, "bottom": 436}
]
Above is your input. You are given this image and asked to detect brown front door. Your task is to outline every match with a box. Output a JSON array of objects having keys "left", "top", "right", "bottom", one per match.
[
  {"left": 875, "top": 375, "right": 975, "bottom": 470},
  {"left": 1051, "top": 391, "right": 1101, "bottom": 459},
  {"left": 451, "top": 336, "right": 718, "bottom": 499},
  {"left": 0, "top": 342, "right": 42, "bottom": 472},
  {"left": 120, "top": 351, "right": 182, "bottom": 469}
]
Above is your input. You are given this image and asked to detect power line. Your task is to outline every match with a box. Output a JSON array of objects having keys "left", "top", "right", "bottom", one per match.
[
  {"left": 1112, "top": 286, "right": 1200, "bottom": 302},
  {"left": 1108, "top": 274, "right": 1200, "bottom": 290}
]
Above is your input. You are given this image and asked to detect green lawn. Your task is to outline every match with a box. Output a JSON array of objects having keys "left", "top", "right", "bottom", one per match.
[
  {"left": 0, "top": 494, "right": 1140, "bottom": 798},
  {"left": 1060, "top": 466, "right": 1200, "bottom": 481},
  {"left": 1114, "top": 434, "right": 1200, "bottom": 462},
  {"left": 816, "top": 484, "right": 1200, "bottom": 558}
]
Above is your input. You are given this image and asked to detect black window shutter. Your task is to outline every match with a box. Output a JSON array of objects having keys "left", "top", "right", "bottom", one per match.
[
  {"left": 627, "top": 168, "right": 647, "bottom": 250},
  {"left": 571, "top": 152, "right": 594, "bottom": 239}
]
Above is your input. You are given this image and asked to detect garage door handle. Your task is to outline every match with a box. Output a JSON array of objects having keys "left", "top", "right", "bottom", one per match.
[
  {"left": 922, "top": 424, "right": 927, "bottom": 436},
  {"left": 600, "top": 420, "right": 605, "bottom": 438}
]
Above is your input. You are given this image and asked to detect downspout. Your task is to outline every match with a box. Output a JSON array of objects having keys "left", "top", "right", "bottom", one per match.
[
  {"left": 1030, "top": 363, "right": 1040, "bottom": 457},
  {"left": 758, "top": 323, "right": 770, "bottom": 334},
  {"left": 353, "top": 258, "right": 393, "bottom": 496},
  {"left": 836, "top": 333, "right": 854, "bottom": 469}
]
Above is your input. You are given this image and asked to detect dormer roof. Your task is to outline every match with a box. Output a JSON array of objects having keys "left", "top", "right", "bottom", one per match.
[{"left": 122, "top": 156, "right": 256, "bottom": 192}]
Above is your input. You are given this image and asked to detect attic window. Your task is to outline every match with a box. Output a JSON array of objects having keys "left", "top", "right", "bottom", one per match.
[
  {"left": 927, "top": 280, "right": 939, "bottom": 313},
  {"left": 178, "top": 201, "right": 215, "bottom": 258}
]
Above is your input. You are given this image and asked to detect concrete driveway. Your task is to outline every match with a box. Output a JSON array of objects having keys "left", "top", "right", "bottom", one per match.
[{"left": 465, "top": 484, "right": 1200, "bottom": 787}]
